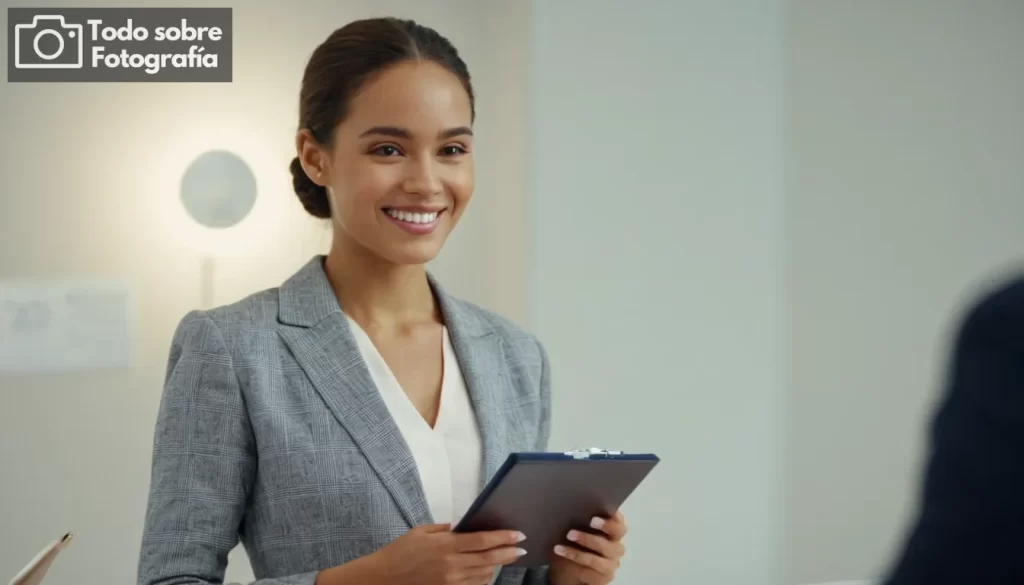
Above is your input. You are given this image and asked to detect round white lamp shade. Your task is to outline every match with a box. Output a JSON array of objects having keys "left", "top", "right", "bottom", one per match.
[{"left": 179, "top": 149, "right": 257, "bottom": 229}]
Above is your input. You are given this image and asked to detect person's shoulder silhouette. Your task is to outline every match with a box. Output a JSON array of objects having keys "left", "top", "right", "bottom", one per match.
[{"left": 884, "top": 274, "right": 1024, "bottom": 584}]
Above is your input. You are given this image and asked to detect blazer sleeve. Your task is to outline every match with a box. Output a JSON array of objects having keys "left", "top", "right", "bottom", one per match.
[
  {"left": 137, "top": 311, "right": 319, "bottom": 585},
  {"left": 883, "top": 282, "right": 1024, "bottom": 584}
]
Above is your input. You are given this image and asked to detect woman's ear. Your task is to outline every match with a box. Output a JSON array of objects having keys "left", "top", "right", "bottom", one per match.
[{"left": 295, "top": 129, "right": 329, "bottom": 187}]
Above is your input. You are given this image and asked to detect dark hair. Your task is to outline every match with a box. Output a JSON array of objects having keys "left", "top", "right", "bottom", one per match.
[{"left": 289, "top": 17, "right": 475, "bottom": 219}]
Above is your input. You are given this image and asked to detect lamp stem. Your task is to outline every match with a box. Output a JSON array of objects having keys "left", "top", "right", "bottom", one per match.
[{"left": 200, "top": 256, "right": 215, "bottom": 309}]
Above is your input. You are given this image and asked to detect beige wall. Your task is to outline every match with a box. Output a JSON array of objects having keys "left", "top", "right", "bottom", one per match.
[{"left": 785, "top": 1, "right": 1024, "bottom": 582}]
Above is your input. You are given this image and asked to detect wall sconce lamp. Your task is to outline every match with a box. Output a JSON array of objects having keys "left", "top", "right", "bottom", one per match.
[{"left": 179, "top": 149, "right": 257, "bottom": 308}]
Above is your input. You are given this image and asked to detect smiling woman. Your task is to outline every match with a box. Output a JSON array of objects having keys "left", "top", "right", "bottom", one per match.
[{"left": 136, "top": 15, "right": 628, "bottom": 585}]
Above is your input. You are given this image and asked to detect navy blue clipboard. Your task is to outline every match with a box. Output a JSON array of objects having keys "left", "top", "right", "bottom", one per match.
[{"left": 452, "top": 449, "right": 659, "bottom": 567}]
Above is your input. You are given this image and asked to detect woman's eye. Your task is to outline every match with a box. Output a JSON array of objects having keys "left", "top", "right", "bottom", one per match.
[
  {"left": 441, "top": 145, "right": 468, "bottom": 156},
  {"left": 372, "top": 145, "right": 401, "bottom": 157}
]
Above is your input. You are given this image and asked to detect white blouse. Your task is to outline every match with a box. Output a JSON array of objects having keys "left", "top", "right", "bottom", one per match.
[{"left": 345, "top": 315, "right": 485, "bottom": 526}]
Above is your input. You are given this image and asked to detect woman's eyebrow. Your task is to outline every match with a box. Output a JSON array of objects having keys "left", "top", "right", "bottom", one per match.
[{"left": 359, "top": 125, "right": 473, "bottom": 139}]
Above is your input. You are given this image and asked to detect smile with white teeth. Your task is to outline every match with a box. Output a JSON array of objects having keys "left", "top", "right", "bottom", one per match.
[{"left": 384, "top": 208, "right": 441, "bottom": 224}]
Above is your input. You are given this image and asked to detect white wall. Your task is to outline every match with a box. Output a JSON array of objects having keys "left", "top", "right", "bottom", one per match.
[
  {"left": 0, "top": 1, "right": 527, "bottom": 583},
  {"left": 527, "top": 1, "right": 785, "bottom": 583},
  {"left": 785, "top": 1, "right": 1024, "bottom": 583}
]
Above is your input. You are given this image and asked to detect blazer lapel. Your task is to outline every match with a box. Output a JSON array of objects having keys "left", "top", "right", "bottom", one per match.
[
  {"left": 276, "top": 257, "right": 433, "bottom": 529},
  {"left": 430, "top": 275, "right": 516, "bottom": 486}
]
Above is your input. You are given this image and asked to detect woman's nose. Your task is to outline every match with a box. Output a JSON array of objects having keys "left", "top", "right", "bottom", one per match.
[{"left": 402, "top": 158, "right": 443, "bottom": 196}]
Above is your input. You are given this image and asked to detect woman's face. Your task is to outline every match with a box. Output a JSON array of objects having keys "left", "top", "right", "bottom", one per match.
[{"left": 308, "top": 60, "right": 474, "bottom": 266}]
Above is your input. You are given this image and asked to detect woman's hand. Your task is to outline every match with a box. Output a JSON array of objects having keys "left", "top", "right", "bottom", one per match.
[
  {"left": 319, "top": 523, "right": 526, "bottom": 585},
  {"left": 548, "top": 511, "right": 628, "bottom": 585}
]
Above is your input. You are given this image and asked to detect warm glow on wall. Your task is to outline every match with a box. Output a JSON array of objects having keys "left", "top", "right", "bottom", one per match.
[{"left": 149, "top": 110, "right": 291, "bottom": 258}]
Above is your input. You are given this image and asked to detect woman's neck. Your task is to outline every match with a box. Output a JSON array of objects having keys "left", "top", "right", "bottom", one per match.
[{"left": 323, "top": 238, "right": 439, "bottom": 330}]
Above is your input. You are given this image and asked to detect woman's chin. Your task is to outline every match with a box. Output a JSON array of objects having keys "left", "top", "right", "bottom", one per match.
[{"left": 379, "top": 241, "right": 445, "bottom": 267}]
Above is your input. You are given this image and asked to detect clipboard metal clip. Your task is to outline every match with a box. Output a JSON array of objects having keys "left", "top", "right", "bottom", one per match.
[{"left": 564, "top": 447, "right": 624, "bottom": 459}]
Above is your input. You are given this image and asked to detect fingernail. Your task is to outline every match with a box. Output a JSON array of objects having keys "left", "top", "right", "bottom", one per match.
[
  {"left": 554, "top": 545, "right": 567, "bottom": 556},
  {"left": 590, "top": 517, "right": 606, "bottom": 530},
  {"left": 567, "top": 530, "right": 580, "bottom": 542},
  {"left": 516, "top": 547, "right": 528, "bottom": 556},
  {"left": 514, "top": 532, "right": 527, "bottom": 542}
]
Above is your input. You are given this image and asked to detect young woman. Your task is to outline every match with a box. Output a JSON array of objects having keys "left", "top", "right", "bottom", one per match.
[{"left": 137, "top": 17, "right": 628, "bottom": 585}]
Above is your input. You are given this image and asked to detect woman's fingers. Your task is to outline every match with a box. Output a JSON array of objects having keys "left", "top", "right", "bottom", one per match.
[
  {"left": 590, "top": 513, "right": 628, "bottom": 541},
  {"left": 553, "top": 543, "right": 619, "bottom": 575},
  {"left": 566, "top": 529, "right": 625, "bottom": 560}
]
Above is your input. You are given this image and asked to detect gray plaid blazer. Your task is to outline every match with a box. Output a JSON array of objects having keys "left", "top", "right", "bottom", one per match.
[{"left": 137, "top": 256, "right": 552, "bottom": 585}]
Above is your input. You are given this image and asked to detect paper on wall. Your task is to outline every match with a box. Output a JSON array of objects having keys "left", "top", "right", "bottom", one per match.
[{"left": 0, "top": 280, "right": 135, "bottom": 373}]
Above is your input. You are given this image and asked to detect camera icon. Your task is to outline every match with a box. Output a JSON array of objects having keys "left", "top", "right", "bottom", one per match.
[{"left": 14, "top": 15, "right": 84, "bottom": 69}]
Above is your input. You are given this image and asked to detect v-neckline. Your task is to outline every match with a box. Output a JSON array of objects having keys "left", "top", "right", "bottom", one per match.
[{"left": 344, "top": 314, "right": 450, "bottom": 433}]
